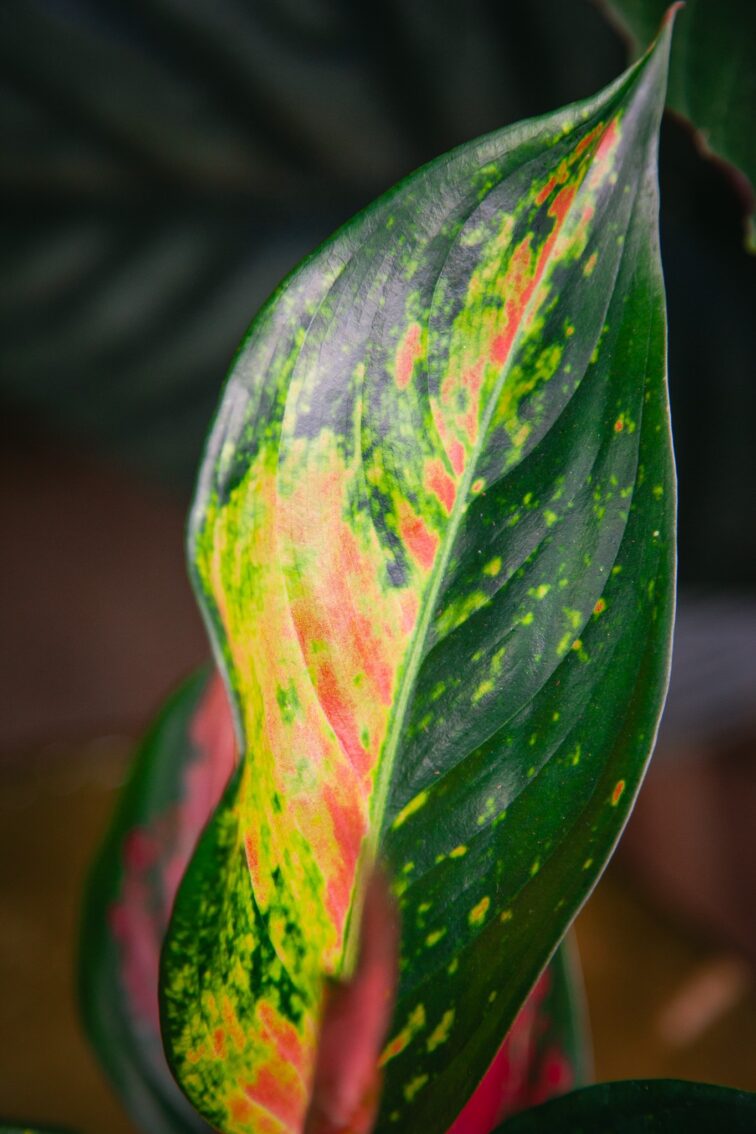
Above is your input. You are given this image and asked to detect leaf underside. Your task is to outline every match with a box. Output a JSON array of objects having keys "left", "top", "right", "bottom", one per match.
[
  {"left": 496, "top": 1079, "right": 756, "bottom": 1132},
  {"left": 161, "top": 17, "right": 675, "bottom": 1134}
]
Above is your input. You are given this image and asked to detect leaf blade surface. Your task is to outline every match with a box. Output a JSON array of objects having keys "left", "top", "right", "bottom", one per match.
[
  {"left": 496, "top": 1079, "right": 756, "bottom": 1132},
  {"left": 80, "top": 668, "right": 234, "bottom": 1134},
  {"left": 163, "top": 18, "right": 676, "bottom": 1132}
]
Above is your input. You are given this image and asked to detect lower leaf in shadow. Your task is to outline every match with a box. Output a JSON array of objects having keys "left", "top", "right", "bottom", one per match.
[
  {"left": 80, "top": 667, "right": 236, "bottom": 1134},
  {"left": 496, "top": 1079, "right": 756, "bottom": 1132}
]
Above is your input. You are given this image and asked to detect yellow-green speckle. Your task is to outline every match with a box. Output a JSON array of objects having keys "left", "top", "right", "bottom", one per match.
[
  {"left": 556, "top": 632, "right": 572, "bottom": 655},
  {"left": 473, "top": 678, "right": 494, "bottom": 703},
  {"left": 392, "top": 790, "right": 429, "bottom": 830},
  {"left": 437, "top": 589, "right": 489, "bottom": 636},
  {"left": 427, "top": 1009, "right": 455, "bottom": 1052},
  {"left": 477, "top": 796, "right": 497, "bottom": 826},
  {"left": 404, "top": 1074, "right": 429, "bottom": 1102}
]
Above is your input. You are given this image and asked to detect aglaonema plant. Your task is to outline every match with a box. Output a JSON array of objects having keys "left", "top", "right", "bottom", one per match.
[
  {"left": 80, "top": 668, "right": 587, "bottom": 1134},
  {"left": 35, "top": 6, "right": 745, "bottom": 1134},
  {"left": 153, "top": 13, "right": 679, "bottom": 1132}
]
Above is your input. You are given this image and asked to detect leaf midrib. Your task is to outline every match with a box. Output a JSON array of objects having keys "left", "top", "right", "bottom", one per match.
[{"left": 357, "top": 118, "right": 621, "bottom": 940}]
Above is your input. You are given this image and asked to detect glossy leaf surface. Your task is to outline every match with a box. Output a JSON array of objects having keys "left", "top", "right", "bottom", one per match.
[
  {"left": 497, "top": 1079, "right": 756, "bottom": 1132},
  {"left": 600, "top": 0, "right": 756, "bottom": 238},
  {"left": 80, "top": 668, "right": 235, "bottom": 1134},
  {"left": 162, "top": 17, "right": 676, "bottom": 1133},
  {"left": 448, "top": 934, "right": 588, "bottom": 1132}
]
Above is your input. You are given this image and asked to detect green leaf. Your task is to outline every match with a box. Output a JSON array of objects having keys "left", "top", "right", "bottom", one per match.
[
  {"left": 523, "top": 934, "right": 591, "bottom": 1104},
  {"left": 599, "top": 0, "right": 756, "bottom": 241},
  {"left": 495, "top": 1079, "right": 756, "bottom": 1132},
  {"left": 162, "top": 14, "right": 676, "bottom": 1134},
  {"left": 448, "top": 934, "right": 589, "bottom": 1130},
  {"left": 80, "top": 668, "right": 235, "bottom": 1134}
]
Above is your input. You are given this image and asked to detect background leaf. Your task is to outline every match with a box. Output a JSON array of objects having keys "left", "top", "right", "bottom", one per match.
[
  {"left": 448, "top": 934, "right": 589, "bottom": 1131},
  {"left": 161, "top": 19, "right": 675, "bottom": 1134},
  {"left": 80, "top": 668, "right": 235, "bottom": 1134},
  {"left": 496, "top": 1079, "right": 756, "bottom": 1132},
  {"left": 598, "top": 0, "right": 756, "bottom": 240}
]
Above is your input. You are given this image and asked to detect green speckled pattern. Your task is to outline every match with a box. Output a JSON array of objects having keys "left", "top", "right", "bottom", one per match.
[
  {"left": 161, "top": 18, "right": 676, "bottom": 1134},
  {"left": 80, "top": 669, "right": 233, "bottom": 1134}
]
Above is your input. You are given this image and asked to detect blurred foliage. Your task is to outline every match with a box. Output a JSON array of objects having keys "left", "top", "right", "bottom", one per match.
[
  {"left": 601, "top": 0, "right": 755, "bottom": 238},
  {"left": 1, "top": 0, "right": 754, "bottom": 585}
]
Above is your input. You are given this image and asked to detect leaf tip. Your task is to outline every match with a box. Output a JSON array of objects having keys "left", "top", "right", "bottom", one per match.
[
  {"left": 663, "top": 1, "right": 685, "bottom": 25},
  {"left": 649, "top": 1, "right": 683, "bottom": 57}
]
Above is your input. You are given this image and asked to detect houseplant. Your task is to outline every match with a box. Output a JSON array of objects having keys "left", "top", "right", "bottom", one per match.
[{"left": 6, "top": 6, "right": 755, "bottom": 1133}]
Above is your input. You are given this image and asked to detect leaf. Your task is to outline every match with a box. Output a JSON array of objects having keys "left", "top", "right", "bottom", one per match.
[
  {"left": 303, "top": 866, "right": 400, "bottom": 1134},
  {"left": 161, "top": 13, "right": 676, "bottom": 1134},
  {"left": 80, "top": 667, "right": 235, "bottom": 1134},
  {"left": 495, "top": 1079, "right": 756, "bottom": 1132},
  {"left": 598, "top": 0, "right": 756, "bottom": 241},
  {"left": 302, "top": 908, "right": 586, "bottom": 1134},
  {"left": 447, "top": 934, "right": 588, "bottom": 1132}
]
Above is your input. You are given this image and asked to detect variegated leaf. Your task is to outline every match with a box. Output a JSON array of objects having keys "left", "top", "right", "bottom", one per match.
[
  {"left": 162, "top": 14, "right": 676, "bottom": 1133},
  {"left": 80, "top": 668, "right": 235, "bottom": 1134},
  {"left": 447, "top": 933, "right": 588, "bottom": 1132}
]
